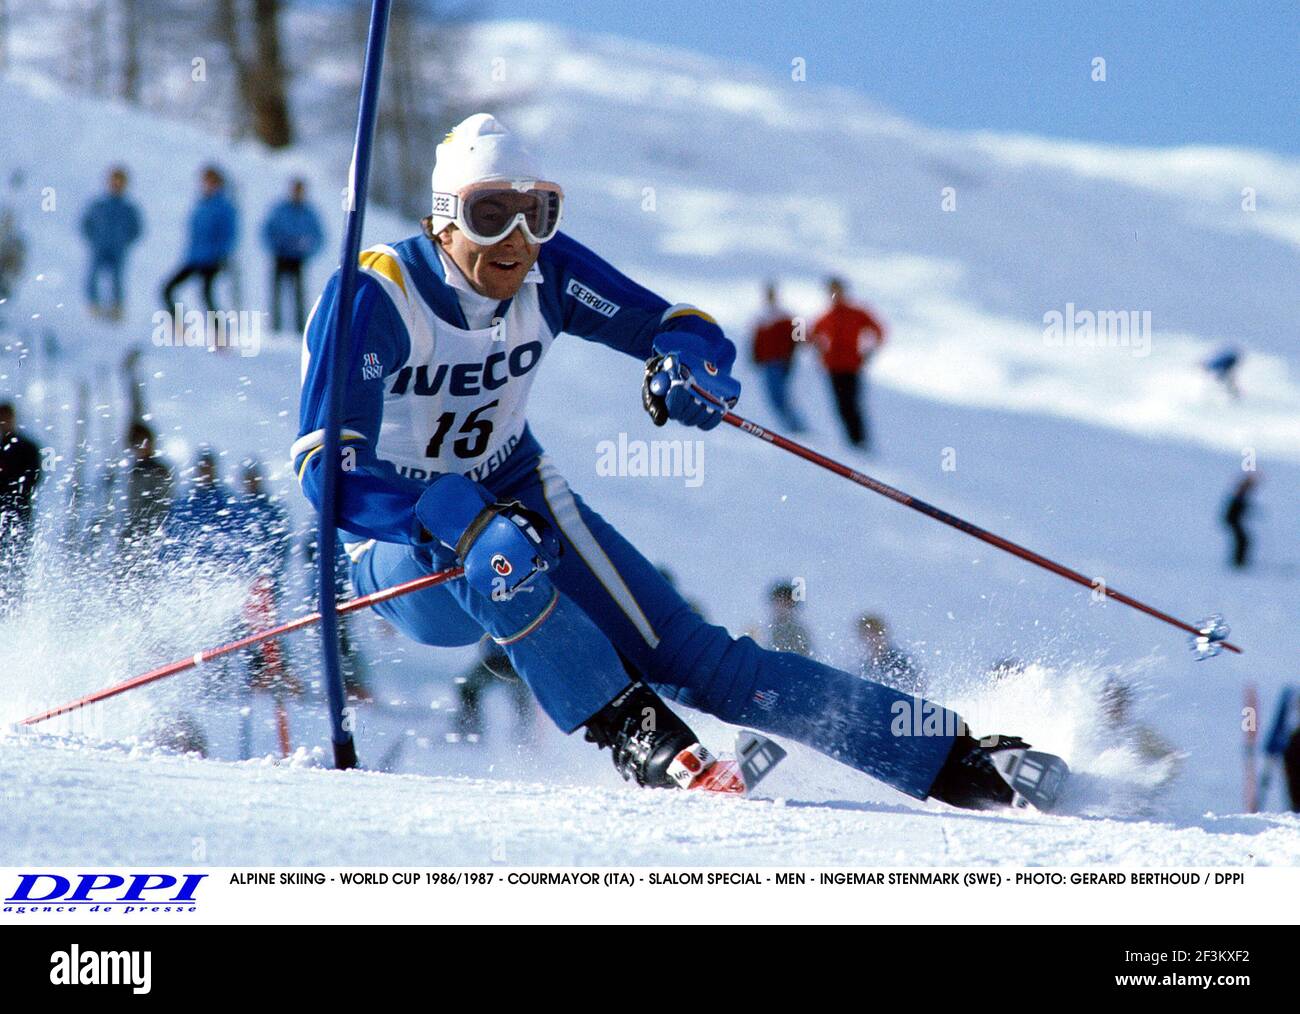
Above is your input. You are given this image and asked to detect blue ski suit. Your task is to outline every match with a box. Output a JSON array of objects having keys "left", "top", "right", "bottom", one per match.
[{"left": 294, "top": 231, "right": 957, "bottom": 798}]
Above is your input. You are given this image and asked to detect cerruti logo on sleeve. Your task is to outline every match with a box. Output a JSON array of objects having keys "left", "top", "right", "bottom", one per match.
[{"left": 565, "top": 279, "right": 620, "bottom": 318}]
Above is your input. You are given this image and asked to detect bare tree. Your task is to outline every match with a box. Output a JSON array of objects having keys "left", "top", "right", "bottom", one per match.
[
  {"left": 213, "top": 0, "right": 292, "bottom": 148},
  {"left": 347, "top": 3, "right": 486, "bottom": 218},
  {"left": 13, "top": 0, "right": 494, "bottom": 216},
  {"left": 119, "top": 0, "right": 140, "bottom": 102},
  {"left": 249, "top": 0, "right": 292, "bottom": 146},
  {"left": 372, "top": 5, "right": 434, "bottom": 215},
  {"left": 88, "top": 0, "right": 110, "bottom": 93}
]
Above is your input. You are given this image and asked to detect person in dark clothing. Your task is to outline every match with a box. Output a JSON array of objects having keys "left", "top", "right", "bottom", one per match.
[
  {"left": 161, "top": 166, "right": 238, "bottom": 314},
  {"left": 301, "top": 531, "right": 371, "bottom": 701},
  {"left": 749, "top": 281, "right": 805, "bottom": 432},
  {"left": 81, "top": 165, "right": 144, "bottom": 320},
  {"left": 94, "top": 421, "right": 173, "bottom": 559},
  {"left": 234, "top": 460, "right": 299, "bottom": 756},
  {"left": 261, "top": 178, "right": 325, "bottom": 333},
  {"left": 234, "top": 459, "right": 293, "bottom": 585},
  {"left": 0, "top": 170, "right": 28, "bottom": 319},
  {"left": 1285, "top": 725, "right": 1300, "bottom": 812},
  {"left": 85, "top": 351, "right": 168, "bottom": 560},
  {"left": 453, "top": 638, "right": 536, "bottom": 744},
  {"left": 0, "top": 402, "right": 41, "bottom": 525},
  {"left": 0, "top": 402, "right": 43, "bottom": 611},
  {"left": 1223, "top": 473, "right": 1259, "bottom": 569},
  {"left": 120, "top": 423, "right": 173, "bottom": 549},
  {"left": 120, "top": 347, "right": 149, "bottom": 429}
]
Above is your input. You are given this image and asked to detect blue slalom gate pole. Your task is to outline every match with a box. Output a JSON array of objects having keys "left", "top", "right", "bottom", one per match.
[{"left": 318, "top": 0, "right": 392, "bottom": 769}]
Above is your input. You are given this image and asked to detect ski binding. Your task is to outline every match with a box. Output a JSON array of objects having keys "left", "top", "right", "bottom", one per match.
[{"left": 993, "top": 747, "right": 1070, "bottom": 811}]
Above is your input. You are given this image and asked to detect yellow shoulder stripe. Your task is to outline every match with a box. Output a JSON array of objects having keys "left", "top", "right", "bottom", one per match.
[
  {"left": 295, "top": 432, "right": 368, "bottom": 483},
  {"left": 664, "top": 306, "right": 717, "bottom": 326},
  {"left": 295, "top": 446, "right": 324, "bottom": 483},
  {"left": 358, "top": 250, "right": 408, "bottom": 297}
]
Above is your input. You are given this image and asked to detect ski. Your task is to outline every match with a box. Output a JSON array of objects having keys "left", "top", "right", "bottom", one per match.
[
  {"left": 993, "top": 748, "right": 1070, "bottom": 812},
  {"left": 678, "top": 731, "right": 788, "bottom": 795}
]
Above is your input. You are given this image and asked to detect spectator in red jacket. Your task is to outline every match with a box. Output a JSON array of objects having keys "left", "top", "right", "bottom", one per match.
[
  {"left": 749, "top": 281, "right": 805, "bottom": 431},
  {"left": 811, "top": 277, "right": 886, "bottom": 448}
]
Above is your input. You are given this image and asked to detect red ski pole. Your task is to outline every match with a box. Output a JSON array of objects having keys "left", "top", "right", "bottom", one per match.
[
  {"left": 19, "top": 565, "right": 464, "bottom": 726},
  {"left": 695, "top": 384, "right": 1242, "bottom": 654}
]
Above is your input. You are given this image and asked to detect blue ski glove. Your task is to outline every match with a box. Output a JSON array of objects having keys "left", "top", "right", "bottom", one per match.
[
  {"left": 415, "top": 473, "right": 561, "bottom": 601},
  {"left": 642, "top": 350, "right": 740, "bottom": 431}
]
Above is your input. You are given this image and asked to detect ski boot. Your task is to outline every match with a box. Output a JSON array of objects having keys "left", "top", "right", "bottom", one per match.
[
  {"left": 929, "top": 734, "right": 1069, "bottom": 812},
  {"left": 583, "top": 682, "right": 714, "bottom": 789},
  {"left": 929, "top": 734, "right": 1027, "bottom": 810}
]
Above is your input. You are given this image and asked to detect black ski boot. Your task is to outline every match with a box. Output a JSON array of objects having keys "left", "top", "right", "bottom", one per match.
[
  {"left": 583, "top": 682, "right": 706, "bottom": 789},
  {"left": 928, "top": 733, "right": 1031, "bottom": 810}
]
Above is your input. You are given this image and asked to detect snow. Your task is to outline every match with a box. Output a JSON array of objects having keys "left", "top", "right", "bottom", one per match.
[
  {"left": 1, "top": 20, "right": 1297, "bottom": 866},
  {"left": 5, "top": 735, "right": 1299, "bottom": 866}
]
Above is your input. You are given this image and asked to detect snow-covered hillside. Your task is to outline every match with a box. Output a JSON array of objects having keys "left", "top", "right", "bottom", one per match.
[{"left": 0, "top": 21, "right": 1297, "bottom": 866}]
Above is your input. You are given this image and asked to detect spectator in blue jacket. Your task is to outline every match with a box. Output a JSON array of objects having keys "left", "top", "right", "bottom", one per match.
[
  {"left": 261, "top": 178, "right": 324, "bottom": 333},
  {"left": 162, "top": 166, "right": 238, "bottom": 314},
  {"left": 159, "top": 447, "right": 243, "bottom": 569},
  {"left": 80, "top": 166, "right": 143, "bottom": 321}
]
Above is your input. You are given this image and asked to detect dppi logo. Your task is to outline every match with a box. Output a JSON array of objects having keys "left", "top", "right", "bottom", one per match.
[
  {"left": 6, "top": 873, "right": 207, "bottom": 912},
  {"left": 491, "top": 553, "right": 513, "bottom": 576}
]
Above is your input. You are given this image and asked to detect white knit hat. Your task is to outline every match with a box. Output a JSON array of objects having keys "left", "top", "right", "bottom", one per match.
[{"left": 429, "top": 113, "right": 545, "bottom": 234}]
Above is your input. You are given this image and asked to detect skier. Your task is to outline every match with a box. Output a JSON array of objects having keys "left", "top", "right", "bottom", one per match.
[
  {"left": 1203, "top": 344, "right": 1242, "bottom": 399},
  {"left": 294, "top": 113, "right": 1030, "bottom": 808},
  {"left": 1222, "top": 473, "right": 1258, "bottom": 570}
]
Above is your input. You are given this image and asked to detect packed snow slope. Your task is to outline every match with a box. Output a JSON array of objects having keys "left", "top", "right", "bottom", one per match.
[
  {"left": 5, "top": 736, "right": 1300, "bottom": 867},
  {"left": 0, "top": 22, "right": 1297, "bottom": 865}
]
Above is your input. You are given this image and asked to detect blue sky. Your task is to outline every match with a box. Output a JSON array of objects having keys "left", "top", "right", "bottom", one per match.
[{"left": 491, "top": 0, "right": 1299, "bottom": 154}]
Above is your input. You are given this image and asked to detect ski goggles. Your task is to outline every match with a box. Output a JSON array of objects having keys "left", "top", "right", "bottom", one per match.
[{"left": 431, "top": 180, "right": 564, "bottom": 245}]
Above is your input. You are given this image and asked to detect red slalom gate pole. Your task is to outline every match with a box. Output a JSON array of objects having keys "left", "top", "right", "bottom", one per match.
[
  {"left": 19, "top": 565, "right": 464, "bottom": 726},
  {"left": 701, "top": 388, "right": 1242, "bottom": 654}
]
